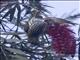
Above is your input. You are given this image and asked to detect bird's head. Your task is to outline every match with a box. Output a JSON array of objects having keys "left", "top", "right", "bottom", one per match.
[{"left": 44, "top": 17, "right": 61, "bottom": 27}]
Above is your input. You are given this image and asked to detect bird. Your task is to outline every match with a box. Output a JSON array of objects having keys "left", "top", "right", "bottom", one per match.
[
  {"left": 26, "top": 16, "right": 47, "bottom": 45},
  {"left": 44, "top": 17, "right": 78, "bottom": 25}
]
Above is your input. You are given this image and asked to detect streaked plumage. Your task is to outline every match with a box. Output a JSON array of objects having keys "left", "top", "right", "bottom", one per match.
[{"left": 27, "top": 17, "right": 46, "bottom": 45}]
